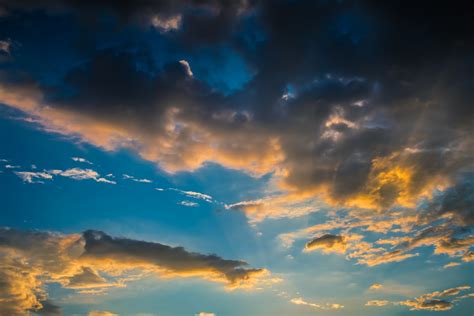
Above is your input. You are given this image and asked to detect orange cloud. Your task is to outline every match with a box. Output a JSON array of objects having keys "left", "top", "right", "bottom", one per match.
[{"left": 0, "top": 228, "right": 272, "bottom": 314}]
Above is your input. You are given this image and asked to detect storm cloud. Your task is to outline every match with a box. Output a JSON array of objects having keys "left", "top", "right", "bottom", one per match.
[{"left": 0, "top": 0, "right": 472, "bottom": 223}]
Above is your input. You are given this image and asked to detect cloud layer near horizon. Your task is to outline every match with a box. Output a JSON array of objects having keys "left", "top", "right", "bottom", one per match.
[{"left": 0, "top": 227, "right": 269, "bottom": 315}]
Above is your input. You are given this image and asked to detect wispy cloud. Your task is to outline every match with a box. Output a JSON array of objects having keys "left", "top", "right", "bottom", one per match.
[
  {"left": 71, "top": 157, "right": 93, "bottom": 164},
  {"left": 170, "top": 188, "right": 213, "bottom": 202},
  {"left": 122, "top": 174, "right": 152, "bottom": 183},
  {"left": 366, "top": 286, "right": 473, "bottom": 311},
  {"left": 290, "top": 297, "right": 343, "bottom": 310},
  {"left": 50, "top": 168, "right": 116, "bottom": 184},
  {"left": 15, "top": 171, "right": 53, "bottom": 184},
  {"left": 178, "top": 200, "right": 199, "bottom": 207}
]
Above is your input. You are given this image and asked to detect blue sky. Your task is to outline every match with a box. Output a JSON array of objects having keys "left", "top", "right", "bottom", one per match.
[{"left": 0, "top": 1, "right": 473, "bottom": 315}]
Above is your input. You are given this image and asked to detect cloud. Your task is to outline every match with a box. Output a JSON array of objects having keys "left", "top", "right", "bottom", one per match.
[
  {"left": 443, "top": 262, "right": 461, "bottom": 269},
  {"left": 304, "top": 234, "right": 347, "bottom": 254},
  {"left": 195, "top": 313, "right": 215, "bottom": 316},
  {"left": 0, "top": 39, "right": 11, "bottom": 54},
  {"left": 88, "top": 311, "right": 118, "bottom": 316},
  {"left": 72, "top": 157, "right": 93, "bottom": 164},
  {"left": 0, "top": 227, "right": 271, "bottom": 314},
  {"left": 179, "top": 60, "right": 193, "bottom": 77},
  {"left": 369, "top": 283, "right": 383, "bottom": 290},
  {"left": 0, "top": 1, "right": 472, "bottom": 227},
  {"left": 5, "top": 164, "right": 20, "bottom": 169},
  {"left": 281, "top": 175, "right": 474, "bottom": 266},
  {"left": 50, "top": 168, "right": 116, "bottom": 184},
  {"left": 178, "top": 200, "right": 199, "bottom": 207},
  {"left": 122, "top": 174, "right": 152, "bottom": 183},
  {"left": 170, "top": 188, "right": 213, "bottom": 203},
  {"left": 365, "top": 300, "right": 389, "bottom": 307},
  {"left": 151, "top": 14, "right": 182, "bottom": 32},
  {"left": 290, "top": 297, "right": 343, "bottom": 310},
  {"left": 366, "top": 286, "right": 472, "bottom": 311},
  {"left": 15, "top": 171, "right": 53, "bottom": 184}
]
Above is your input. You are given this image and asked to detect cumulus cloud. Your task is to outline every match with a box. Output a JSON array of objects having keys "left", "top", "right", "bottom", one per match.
[
  {"left": 280, "top": 174, "right": 474, "bottom": 266},
  {"left": 0, "top": 228, "right": 270, "bottom": 314},
  {"left": 0, "top": 0, "right": 471, "bottom": 226}
]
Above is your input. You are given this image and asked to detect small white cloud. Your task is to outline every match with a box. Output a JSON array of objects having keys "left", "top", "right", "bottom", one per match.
[
  {"left": 15, "top": 171, "right": 53, "bottom": 184},
  {"left": 155, "top": 188, "right": 165, "bottom": 191},
  {"left": 51, "top": 168, "right": 115, "bottom": 184},
  {"left": 72, "top": 157, "right": 93, "bottom": 164},
  {"left": 170, "top": 188, "right": 212, "bottom": 202},
  {"left": 179, "top": 60, "right": 193, "bottom": 77},
  {"left": 122, "top": 174, "right": 152, "bottom": 183},
  {"left": 5, "top": 164, "right": 20, "bottom": 169},
  {"left": 178, "top": 200, "right": 199, "bottom": 207},
  {"left": 290, "top": 297, "right": 343, "bottom": 310}
]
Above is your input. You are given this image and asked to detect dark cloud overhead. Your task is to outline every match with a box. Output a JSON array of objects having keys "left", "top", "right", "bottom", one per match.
[{"left": 0, "top": 0, "right": 472, "bottom": 218}]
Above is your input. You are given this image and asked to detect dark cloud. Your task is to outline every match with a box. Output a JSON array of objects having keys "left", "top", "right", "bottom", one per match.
[
  {"left": 0, "top": 0, "right": 473, "bottom": 217},
  {"left": 0, "top": 228, "right": 269, "bottom": 314},
  {"left": 423, "top": 174, "right": 474, "bottom": 226},
  {"left": 305, "top": 234, "right": 346, "bottom": 253},
  {"left": 81, "top": 230, "right": 264, "bottom": 285},
  {"left": 34, "top": 300, "right": 62, "bottom": 316}
]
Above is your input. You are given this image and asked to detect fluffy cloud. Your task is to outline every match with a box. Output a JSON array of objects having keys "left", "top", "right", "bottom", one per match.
[
  {"left": 280, "top": 174, "right": 473, "bottom": 266},
  {"left": 0, "top": 228, "right": 270, "bottom": 314},
  {"left": 0, "top": 1, "right": 471, "bottom": 223}
]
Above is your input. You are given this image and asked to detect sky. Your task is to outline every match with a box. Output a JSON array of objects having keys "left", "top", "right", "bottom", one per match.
[{"left": 0, "top": 1, "right": 473, "bottom": 315}]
